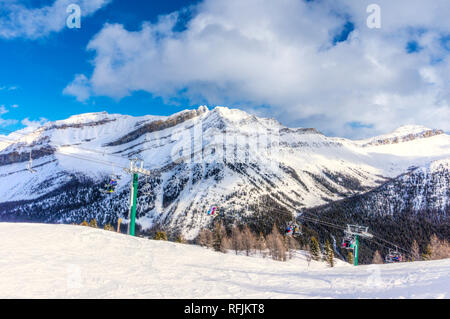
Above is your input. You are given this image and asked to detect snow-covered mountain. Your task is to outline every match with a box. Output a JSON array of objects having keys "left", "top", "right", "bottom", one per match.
[{"left": 0, "top": 106, "right": 449, "bottom": 239}]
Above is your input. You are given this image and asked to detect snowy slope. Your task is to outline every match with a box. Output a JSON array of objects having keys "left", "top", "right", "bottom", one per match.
[
  {"left": 0, "top": 106, "right": 449, "bottom": 239},
  {"left": 308, "top": 158, "right": 450, "bottom": 217},
  {"left": 0, "top": 223, "right": 448, "bottom": 299}
]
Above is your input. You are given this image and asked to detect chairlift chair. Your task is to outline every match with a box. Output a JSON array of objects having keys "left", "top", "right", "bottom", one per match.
[
  {"left": 101, "top": 175, "right": 119, "bottom": 194},
  {"left": 207, "top": 206, "right": 218, "bottom": 216},
  {"left": 341, "top": 235, "right": 356, "bottom": 249},
  {"left": 341, "top": 227, "right": 357, "bottom": 249},
  {"left": 385, "top": 248, "right": 402, "bottom": 263},
  {"left": 285, "top": 222, "right": 302, "bottom": 237}
]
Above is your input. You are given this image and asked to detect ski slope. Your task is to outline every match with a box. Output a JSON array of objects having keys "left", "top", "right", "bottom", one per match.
[{"left": 1, "top": 223, "right": 448, "bottom": 299}]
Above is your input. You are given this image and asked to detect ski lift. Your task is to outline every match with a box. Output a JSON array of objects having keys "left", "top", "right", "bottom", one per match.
[
  {"left": 101, "top": 176, "right": 119, "bottom": 194},
  {"left": 101, "top": 164, "right": 121, "bottom": 194},
  {"left": 385, "top": 247, "right": 403, "bottom": 263},
  {"left": 26, "top": 151, "right": 37, "bottom": 173},
  {"left": 341, "top": 235, "right": 356, "bottom": 249},
  {"left": 346, "top": 225, "right": 373, "bottom": 238},
  {"left": 341, "top": 226, "right": 357, "bottom": 249},
  {"left": 207, "top": 206, "right": 218, "bottom": 216},
  {"left": 285, "top": 222, "right": 302, "bottom": 237}
]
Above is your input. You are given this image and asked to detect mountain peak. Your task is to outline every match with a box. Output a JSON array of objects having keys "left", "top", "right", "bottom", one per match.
[
  {"left": 360, "top": 124, "right": 444, "bottom": 147},
  {"left": 390, "top": 125, "right": 434, "bottom": 135}
]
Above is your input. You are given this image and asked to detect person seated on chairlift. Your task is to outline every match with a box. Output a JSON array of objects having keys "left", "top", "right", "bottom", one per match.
[
  {"left": 285, "top": 224, "right": 300, "bottom": 236},
  {"left": 106, "top": 178, "right": 118, "bottom": 193},
  {"left": 285, "top": 226, "right": 291, "bottom": 235},
  {"left": 341, "top": 237, "right": 355, "bottom": 249}
]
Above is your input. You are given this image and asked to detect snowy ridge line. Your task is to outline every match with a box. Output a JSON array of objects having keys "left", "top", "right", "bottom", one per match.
[
  {"left": 0, "top": 135, "right": 130, "bottom": 171},
  {"left": 0, "top": 128, "right": 131, "bottom": 161},
  {"left": 1, "top": 126, "right": 278, "bottom": 174}
]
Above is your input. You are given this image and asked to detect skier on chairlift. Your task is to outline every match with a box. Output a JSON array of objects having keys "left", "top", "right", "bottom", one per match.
[
  {"left": 104, "top": 177, "right": 118, "bottom": 193},
  {"left": 207, "top": 206, "right": 217, "bottom": 216},
  {"left": 341, "top": 236, "right": 356, "bottom": 249},
  {"left": 285, "top": 223, "right": 301, "bottom": 236}
]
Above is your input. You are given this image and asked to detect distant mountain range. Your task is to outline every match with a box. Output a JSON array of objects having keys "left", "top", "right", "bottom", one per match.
[{"left": 0, "top": 106, "right": 448, "bottom": 255}]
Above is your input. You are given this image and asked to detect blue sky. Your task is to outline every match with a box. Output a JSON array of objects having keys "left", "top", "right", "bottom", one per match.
[
  {"left": 0, "top": 0, "right": 201, "bottom": 131},
  {"left": 0, "top": 0, "right": 449, "bottom": 138}
]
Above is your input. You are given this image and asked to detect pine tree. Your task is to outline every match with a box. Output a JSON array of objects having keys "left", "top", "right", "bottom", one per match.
[
  {"left": 310, "top": 236, "right": 321, "bottom": 261},
  {"left": 80, "top": 220, "right": 88, "bottom": 226},
  {"left": 104, "top": 223, "right": 114, "bottom": 231},
  {"left": 154, "top": 231, "right": 168, "bottom": 241},
  {"left": 422, "top": 245, "right": 432, "bottom": 261},
  {"left": 176, "top": 235, "right": 186, "bottom": 244},
  {"left": 89, "top": 219, "right": 98, "bottom": 228},
  {"left": 324, "top": 240, "right": 334, "bottom": 267},
  {"left": 347, "top": 250, "right": 354, "bottom": 265},
  {"left": 372, "top": 250, "right": 384, "bottom": 264}
]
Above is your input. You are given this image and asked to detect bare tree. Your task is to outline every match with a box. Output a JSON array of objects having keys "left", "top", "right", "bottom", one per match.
[
  {"left": 285, "top": 235, "right": 298, "bottom": 260},
  {"left": 372, "top": 250, "right": 384, "bottom": 264},
  {"left": 429, "top": 234, "right": 450, "bottom": 260},
  {"left": 231, "top": 225, "right": 243, "bottom": 255},
  {"left": 242, "top": 225, "right": 256, "bottom": 256},
  {"left": 213, "top": 221, "right": 227, "bottom": 253},
  {"left": 256, "top": 232, "right": 267, "bottom": 255},
  {"left": 266, "top": 224, "right": 286, "bottom": 261},
  {"left": 221, "top": 234, "right": 231, "bottom": 252},
  {"left": 304, "top": 244, "right": 312, "bottom": 268},
  {"left": 411, "top": 240, "right": 421, "bottom": 261},
  {"left": 197, "top": 228, "right": 213, "bottom": 248}
]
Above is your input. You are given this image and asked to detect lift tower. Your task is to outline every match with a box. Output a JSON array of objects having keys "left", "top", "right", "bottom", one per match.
[
  {"left": 344, "top": 225, "right": 373, "bottom": 266},
  {"left": 124, "top": 159, "right": 151, "bottom": 236}
]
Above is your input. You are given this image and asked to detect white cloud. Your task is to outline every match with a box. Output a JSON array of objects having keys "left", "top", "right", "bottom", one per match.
[
  {"left": 10, "top": 104, "right": 19, "bottom": 108},
  {"left": 21, "top": 117, "right": 48, "bottom": 128},
  {"left": 0, "top": 105, "right": 18, "bottom": 127},
  {"left": 0, "top": 105, "right": 8, "bottom": 115},
  {"left": 0, "top": 0, "right": 112, "bottom": 39},
  {"left": 62, "top": 74, "right": 91, "bottom": 102},
  {"left": 64, "top": 0, "right": 450, "bottom": 138},
  {"left": 0, "top": 85, "right": 18, "bottom": 91}
]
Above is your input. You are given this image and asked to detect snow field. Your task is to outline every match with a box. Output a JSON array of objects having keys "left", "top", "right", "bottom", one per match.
[{"left": 1, "top": 223, "right": 449, "bottom": 299}]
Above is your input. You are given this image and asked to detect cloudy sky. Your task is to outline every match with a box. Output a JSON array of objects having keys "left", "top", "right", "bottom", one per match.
[{"left": 0, "top": 0, "right": 449, "bottom": 138}]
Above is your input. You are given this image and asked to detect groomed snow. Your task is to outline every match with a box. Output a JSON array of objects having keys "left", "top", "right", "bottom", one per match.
[{"left": 1, "top": 223, "right": 449, "bottom": 299}]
